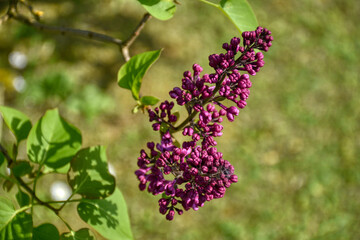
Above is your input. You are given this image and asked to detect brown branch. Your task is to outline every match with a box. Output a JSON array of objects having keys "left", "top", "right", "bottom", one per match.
[
  {"left": 9, "top": 13, "right": 123, "bottom": 46},
  {"left": 3, "top": 0, "right": 152, "bottom": 62},
  {"left": 121, "top": 13, "right": 152, "bottom": 61}
]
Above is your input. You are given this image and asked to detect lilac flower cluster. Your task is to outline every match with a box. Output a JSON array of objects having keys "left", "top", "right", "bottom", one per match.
[{"left": 135, "top": 27, "right": 273, "bottom": 220}]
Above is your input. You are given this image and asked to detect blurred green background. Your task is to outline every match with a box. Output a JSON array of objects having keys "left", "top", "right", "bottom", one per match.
[{"left": 1, "top": 0, "right": 360, "bottom": 239}]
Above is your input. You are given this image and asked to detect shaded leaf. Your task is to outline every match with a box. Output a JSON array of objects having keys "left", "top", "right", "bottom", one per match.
[
  {"left": 219, "top": 0, "right": 258, "bottom": 32},
  {"left": 0, "top": 197, "right": 32, "bottom": 240},
  {"left": 12, "top": 161, "right": 32, "bottom": 177},
  {"left": 68, "top": 146, "right": 115, "bottom": 199},
  {"left": 26, "top": 109, "right": 82, "bottom": 173},
  {"left": 33, "top": 223, "right": 59, "bottom": 240},
  {"left": 15, "top": 189, "right": 30, "bottom": 207},
  {"left": 118, "top": 50, "right": 162, "bottom": 100},
  {"left": 140, "top": 96, "right": 160, "bottom": 106},
  {"left": 0, "top": 106, "right": 32, "bottom": 143},
  {"left": 137, "top": 0, "right": 176, "bottom": 21},
  {"left": 60, "top": 228, "right": 95, "bottom": 240},
  {"left": 77, "top": 188, "right": 133, "bottom": 240}
]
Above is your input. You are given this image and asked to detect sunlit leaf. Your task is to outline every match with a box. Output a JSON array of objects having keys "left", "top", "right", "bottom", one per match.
[
  {"left": 0, "top": 106, "right": 32, "bottom": 143},
  {"left": 118, "top": 49, "right": 162, "bottom": 100},
  {"left": 137, "top": 0, "right": 176, "bottom": 21},
  {"left": 68, "top": 146, "right": 115, "bottom": 199},
  {"left": 26, "top": 109, "right": 82, "bottom": 173},
  {"left": 199, "top": 0, "right": 258, "bottom": 33},
  {"left": 0, "top": 197, "right": 32, "bottom": 240},
  {"left": 220, "top": 0, "right": 258, "bottom": 32},
  {"left": 33, "top": 223, "right": 59, "bottom": 240},
  {"left": 77, "top": 188, "right": 133, "bottom": 240}
]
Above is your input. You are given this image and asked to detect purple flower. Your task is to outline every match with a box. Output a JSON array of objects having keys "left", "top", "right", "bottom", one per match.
[{"left": 135, "top": 26, "right": 272, "bottom": 220}]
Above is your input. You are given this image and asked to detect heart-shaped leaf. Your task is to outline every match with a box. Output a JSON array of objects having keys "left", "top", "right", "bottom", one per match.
[
  {"left": 0, "top": 106, "right": 32, "bottom": 143},
  {"left": 77, "top": 188, "right": 133, "bottom": 240},
  {"left": 118, "top": 49, "right": 162, "bottom": 100},
  {"left": 26, "top": 109, "right": 82, "bottom": 173},
  {"left": 68, "top": 146, "right": 115, "bottom": 199}
]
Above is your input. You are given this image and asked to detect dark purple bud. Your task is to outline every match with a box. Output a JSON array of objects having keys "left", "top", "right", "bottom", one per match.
[{"left": 152, "top": 123, "right": 160, "bottom": 131}]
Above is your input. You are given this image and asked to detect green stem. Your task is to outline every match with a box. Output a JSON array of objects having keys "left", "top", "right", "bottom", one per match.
[
  {"left": 56, "top": 191, "right": 77, "bottom": 211},
  {"left": 45, "top": 199, "right": 82, "bottom": 204},
  {"left": 57, "top": 213, "right": 73, "bottom": 232},
  {"left": 31, "top": 165, "right": 42, "bottom": 215}
]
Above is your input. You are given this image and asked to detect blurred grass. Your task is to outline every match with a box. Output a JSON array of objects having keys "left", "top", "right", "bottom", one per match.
[{"left": 1, "top": 0, "right": 360, "bottom": 239}]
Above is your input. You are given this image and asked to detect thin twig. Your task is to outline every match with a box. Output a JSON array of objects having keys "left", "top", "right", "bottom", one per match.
[
  {"left": 4, "top": 0, "right": 152, "bottom": 61},
  {"left": 9, "top": 13, "right": 123, "bottom": 46},
  {"left": 121, "top": 13, "right": 152, "bottom": 61}
]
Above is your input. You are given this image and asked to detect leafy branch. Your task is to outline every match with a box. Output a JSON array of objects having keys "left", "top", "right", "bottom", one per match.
[
  {"left": 0, "top": 143, "right": 60, "bottom": 214},
  {"left": 0, "top": 107, "right": 133, "bottom": 239}
]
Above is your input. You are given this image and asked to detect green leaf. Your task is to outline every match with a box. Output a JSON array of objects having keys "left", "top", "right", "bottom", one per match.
[
  {"left": 219, "top": 0, "right": 258, "bottom": 32},
  {"left": 15, "top": 189, "right": 30, "bottom": 207},
  {"left": 68, "top": 146, "right": 115, "bottom": 199},
  {"left": 0, "top": 197, "right": 32, "bottom": 240},
  {"left": 118, "top": 49, "right": 162, "bottom": 100},
  {"left": 33, "top": 223, "right": 59, "bottom": 240},
  {"left": 12, "top": 161, "right": 32, "bottom": 177},
  {"left": 60, "top": 228, "right": 95, "bottom": 240},
  {"left": 26, "top": 109, "right": 82, "bottom": 173},
  {"left": 0, "top": 106, "right": 32, "bottom": 143},
  {"left": 138, "top": 0, "right": 176, "bottom": 21},
  {"left": 140, "top": 96, "right": 160, "bottom": 106},
  {"left": 77, "top": 188, "right": 133, "bottom": 240}
]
